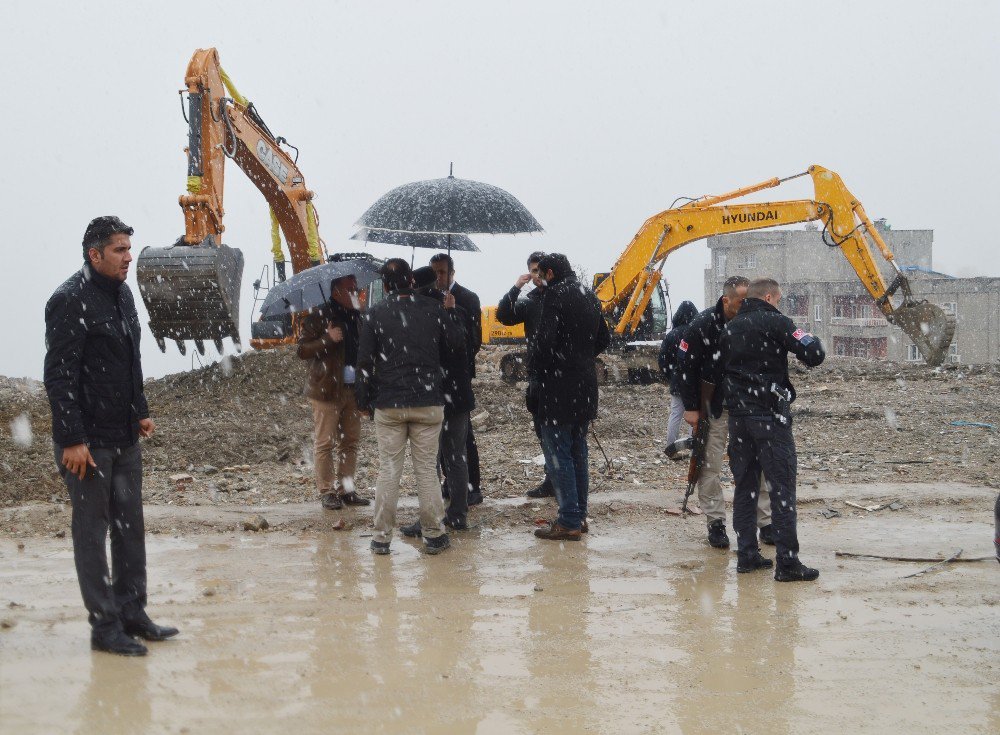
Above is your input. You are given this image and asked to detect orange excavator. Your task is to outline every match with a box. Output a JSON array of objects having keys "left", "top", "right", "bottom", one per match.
[{"left": 136, "top": 48, "right": 325, "bottom": 355}]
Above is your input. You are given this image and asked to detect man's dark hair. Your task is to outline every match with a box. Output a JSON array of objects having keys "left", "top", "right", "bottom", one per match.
[
  {"left": 527, "top": 251, "right": 546, "bottom": 267},
  {"left": 411, "top": 265, "right": 437, "bottom": 290},
  {"left": 430, "top": 252, "right": 455, "bottom": 273},
  {"left": 82, "top": 215, "right": 133, "bottom": 259},
  {"left": 722, "top": 275, "right": 750, "bottom": 297},
  {"left": 381, "top": 258, "right": 413, "bottom": 292},
  {"left": 538, "top": 253, "right": 574, "bottom": 282},
  {"left": 747, "top": 277, "right": 781, "bottom": 299}
]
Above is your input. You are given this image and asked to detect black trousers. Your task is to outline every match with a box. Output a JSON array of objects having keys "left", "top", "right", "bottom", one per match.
[
  {"left": 56, "top": 443, "right": 147, "bottom": 632},
  {"left": 727, "top": 415, "right": 800, "bottom": 566},
  {"left": 466, "top": 424, "right": 481, "bottom": 493},
  {"left": 441, "top": 411, "right": 471, "bottom": 521}
]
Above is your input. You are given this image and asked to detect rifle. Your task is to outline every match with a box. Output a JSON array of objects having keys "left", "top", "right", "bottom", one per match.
[{"left": 681, "top": 380, "right": 715, "bottom": 516}]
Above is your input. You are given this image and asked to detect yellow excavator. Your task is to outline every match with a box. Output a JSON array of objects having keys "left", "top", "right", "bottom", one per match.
[
  {"left": 489, "top": 165, "right": 954, "bottom": 380},
  {"left": 136, "top": 48, "right": 325, "bottom": 355}
]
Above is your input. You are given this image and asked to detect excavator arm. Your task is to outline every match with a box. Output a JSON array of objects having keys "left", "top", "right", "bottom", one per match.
[
  {"left": 137, "top": 48, "right": 325, "bottom": 355},
  {"left": 594, "top": 165, "right": 954, "bottom": 365}
]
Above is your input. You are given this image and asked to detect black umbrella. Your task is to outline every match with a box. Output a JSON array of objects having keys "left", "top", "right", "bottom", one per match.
[
  {"left": 356, "top": 165, "right": 542, "bottom": 255},
  {"left": 351, "top": 227, "right": 480, "bottom": 252},
  {"left": 258, "top": 258, "right": 381, "bottom": 320}
]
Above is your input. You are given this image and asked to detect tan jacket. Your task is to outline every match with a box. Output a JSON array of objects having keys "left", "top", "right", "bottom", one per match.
[{"left": 296, "top": 311, "right": 349, "bottom": 402}]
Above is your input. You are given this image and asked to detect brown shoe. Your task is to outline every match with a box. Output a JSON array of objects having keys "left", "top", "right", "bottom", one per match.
[
  {"left": 339, "top": 491, "right": 371, "bottom": 507},
  {"left": 534, "top": 522, "right": 582, "bottom": 541}
]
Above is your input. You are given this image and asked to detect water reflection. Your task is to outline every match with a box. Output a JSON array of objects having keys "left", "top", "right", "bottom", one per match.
[{"left": 74, "top": 653, "right": 151, "bottom": 735}]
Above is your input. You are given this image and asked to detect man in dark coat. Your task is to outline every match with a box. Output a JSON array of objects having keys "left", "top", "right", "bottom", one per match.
[
  {"left": 431, "top": 253, "right": 485, "bottom": 506},
  {"left": 721, "top": 278, "right": 825, "bottom": 582},
  {"left": 356, "top": 259, "right": 463, "bottom": 555},
  {"left": 495, "top": 251, "right": 554, "bottom": 498},
  {"left": 44, "top": 216, "right": 178, "bottom": 656},
  {"left": 296, "top": 274, "right": 368, "bottom": 511},
  {"left": 678, "top": 276, "right": 773, "bottom": 549},
  {"left": 529, "top": 254, "right": 610, "bottom": 540},
  {"left": 658, "top": 300, "right": 699, "bottom": 458}
]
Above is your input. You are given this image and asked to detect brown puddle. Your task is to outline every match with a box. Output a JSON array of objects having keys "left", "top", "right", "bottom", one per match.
[{"left": 1, "top": 513, "right": 998, "bottom": 734}]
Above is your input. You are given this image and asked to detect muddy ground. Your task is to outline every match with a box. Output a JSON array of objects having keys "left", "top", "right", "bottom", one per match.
[{"left": 1, "top": 350, "right": 998, "bottom": 732}]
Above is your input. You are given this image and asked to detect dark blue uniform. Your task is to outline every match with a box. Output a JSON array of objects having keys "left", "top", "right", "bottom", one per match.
[{"left": 721, "top": 297, "right": 825, "bottom": 570}]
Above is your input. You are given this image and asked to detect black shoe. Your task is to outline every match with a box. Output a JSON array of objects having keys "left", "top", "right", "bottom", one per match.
[
  {"left": 775, "top": 560, "right": 819, "bottom": 582},
  {"left": 400, "top": 520, "right": 422, "bottom": 538},
  {"left": 91, "top": 629, "right": 148, "bottom": 656},
  {"left": 370, "top": 540, "right": 390, "bottom": 555},
  {"left": 758, "top": 524, "right": 775, "bottom": 546},
  {"left": 424, "top": 534, "right": 451, "bottom": 555},
  {"left": 526, "top": 482, "right": 555, "bottom": 499},
  {"left": 737, "top": 551, "right": 775, "bottom": 573},
  {"left": 707, "top": 519, "right": 730, "bottom": 549},
  {"left": 123, "top": 613, "right": 179, "bottom": 641},
  {"left": 467, "top": 490, "right": 484, "bottom": 506},
  {"left": 321, "top": 493, "right": 343, "bottom": 510},
  {"left": 443, "top": 516, "right": 468, "bottom": 531}
]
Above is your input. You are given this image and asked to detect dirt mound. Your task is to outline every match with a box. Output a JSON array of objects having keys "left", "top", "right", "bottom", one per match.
[{"left": 2, "top": 348, "right": 998, "bottom": 508}]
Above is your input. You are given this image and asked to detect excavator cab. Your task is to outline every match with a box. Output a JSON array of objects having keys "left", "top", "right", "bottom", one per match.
[{"left": 136, "top": 235, "right": 244, "bottom": 356}]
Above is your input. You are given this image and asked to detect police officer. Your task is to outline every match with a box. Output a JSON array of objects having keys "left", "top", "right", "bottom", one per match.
[
  {"left": 679, "top": 276, "right": 772, "bottom": 548},
  {"left": 721, "top": 278, "right": 825, "bottom": 581}
]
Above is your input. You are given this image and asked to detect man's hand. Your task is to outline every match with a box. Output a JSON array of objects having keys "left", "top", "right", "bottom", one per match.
[
  {"left": 683, "top": 410, "right": 701, "bottom": 429},
  {"left": 514, "top": 273, "right": 532, "bottom": 289},
  {"left": 443, "top": 292, "right": 456, "bottom": 310},
  {"left": 326, "top": 324, "right": 344, "bottom": 342},
  {"left": 62, "top": 444, "right": 97, "bottom": 481},
  {"left": 139, "top": 418, "right": 156, "bottom": 438}
]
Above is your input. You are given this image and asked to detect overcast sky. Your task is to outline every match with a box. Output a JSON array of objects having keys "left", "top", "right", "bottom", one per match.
[{"left": 3, "top": 1, "right": 997, "bottom": 379}]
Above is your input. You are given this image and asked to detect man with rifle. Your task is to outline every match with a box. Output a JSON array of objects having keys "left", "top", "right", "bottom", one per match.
[{"left": 678, "top": 276, "right": 772, "bottom": 549}]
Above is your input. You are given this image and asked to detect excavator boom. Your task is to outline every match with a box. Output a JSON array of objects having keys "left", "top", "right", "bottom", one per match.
[
  {"left": 594, "top": 165, "right": 954, "bottom": 365},
  {"left": 136, "top": 48, "right": 324, "bottom": 355}
]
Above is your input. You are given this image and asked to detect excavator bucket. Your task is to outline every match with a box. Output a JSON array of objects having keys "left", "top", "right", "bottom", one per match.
[
  {"left": 889, "top": 300, "right": 955, "bottom": 367},
  {"left": 136, "top": 238, "right": 244, "bottom": 354}
]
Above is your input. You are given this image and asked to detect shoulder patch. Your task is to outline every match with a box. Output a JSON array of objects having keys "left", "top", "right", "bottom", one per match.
[
  {"left": 679, "top": 339, "right": 689, "bottom": 353},
  {"left": 792, "top": 329, "right": 805, "bottom": 340},
  {"left": 793, "top": 328, "right": 815, "bottom": 345}
]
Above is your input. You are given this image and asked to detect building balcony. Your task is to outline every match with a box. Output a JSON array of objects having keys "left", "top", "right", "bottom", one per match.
[{"left": 830, "top": 316, "right": 886, "bottom": 327}]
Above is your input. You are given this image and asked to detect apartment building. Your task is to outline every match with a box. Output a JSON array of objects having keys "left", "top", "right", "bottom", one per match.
[{"left": 703, "top": 224, "right": 1000, "bottom": 365}]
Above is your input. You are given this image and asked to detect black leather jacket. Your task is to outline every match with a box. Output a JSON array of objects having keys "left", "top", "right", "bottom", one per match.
[{"left": 44, "top": 264, "right": 149, "bottom": 448}]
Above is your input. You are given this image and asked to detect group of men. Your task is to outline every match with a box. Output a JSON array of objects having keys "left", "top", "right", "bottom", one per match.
[
  {"left": 44, "top": 215, "right": 820, "bottom": 657},
  {"left": 660, "top": 275, "right": 825, "bottom": 582}
]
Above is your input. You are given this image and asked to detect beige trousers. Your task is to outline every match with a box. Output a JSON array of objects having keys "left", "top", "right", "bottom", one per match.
[
  {"left": 699, "top": 409, "right": 772, "bottom": 526},
  {"left": 311, "top": 393, "right": 362, "bottom": 496},
  {"left": 372, "top": 405, "right": 445, "bottom": 543}
]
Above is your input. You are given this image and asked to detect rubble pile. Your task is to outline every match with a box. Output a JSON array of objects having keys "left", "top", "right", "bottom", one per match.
[{"left": 2, "top": 347, "right": 998, "bottom": 510}]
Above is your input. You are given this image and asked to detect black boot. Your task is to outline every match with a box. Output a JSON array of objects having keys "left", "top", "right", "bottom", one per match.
[
  {"left": 775, "top": 560, "right": 819, "bottom": 582},
  {"left": 737, "top": 550, "right": 774, "bottom": 573},
  {"left": 467, "top": 489, "right": 484, "bottom": 506},
  {"left": 707, "top": 519, "right": 730, "bottom": 548},
  {"left": 274, "top": 261, "right": 287, "bottom": 283},
  {"left": 400, "top": 520, "right": 422, "bottom": 538},
  {"left": 526, "top": 478, "right": 555, "bottom": 498},
  {"left": 758, "top": 524, "right": 775, "bottom": 546},
  {"left": 91, "top": 628, "right": 148, "bottom": 656},
  {"left": 122, "top": 611, "right": 179, "bottom": 641}
]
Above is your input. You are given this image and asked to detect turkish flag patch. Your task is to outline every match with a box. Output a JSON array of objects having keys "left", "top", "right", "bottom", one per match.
[
  {"left": 792, "top": 329, "right": 805, "bottom": 340},
  {"left": 679, "top": 339, "right": 689, "bottom": 352}
]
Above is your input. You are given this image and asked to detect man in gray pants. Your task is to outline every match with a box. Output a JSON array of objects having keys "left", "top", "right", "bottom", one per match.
[
  {"left": 678, "top": 276, "right": 772, "bottom": 548},
  {"left": 44, "top": 216, "right": 178, "bottom": 656}
]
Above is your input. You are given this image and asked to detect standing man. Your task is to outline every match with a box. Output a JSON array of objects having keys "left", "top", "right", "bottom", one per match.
[
  {"left": 659, "top": 300, "right": 699, "bottom": 458},
  {"left": 721, "top": 278, "right": 825, "bottom": 581},
  {"left": 679, "top": 276, "right": 773, "bottom": 549},
  {"left": 356, "top": 259, "right": 462, "bottom": 555},
  {"left": 430, "top": 253, "right": 484, "bottom": 506},
  {"left": 296, "top": 274, "right": 369, "bottom": 511},
  {"left": 530, "top": 254, "right": 610, "bottom": 541},
  {"left": 495, "top": 251, "right": 553, "bottom": 498},
  {"left": 44, "top": 216, "right": 178, "bottom": 656}
]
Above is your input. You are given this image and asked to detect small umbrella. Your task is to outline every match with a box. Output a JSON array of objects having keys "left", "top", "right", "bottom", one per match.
[
  {"left": 351, "top": 226, "right": 479, "bottom": 268},
  {"left": 258, "top": 258, "right": 381, "bottom": 320},
  {"left": 356, "top": 165, "right": 542, "bottom": 255}
]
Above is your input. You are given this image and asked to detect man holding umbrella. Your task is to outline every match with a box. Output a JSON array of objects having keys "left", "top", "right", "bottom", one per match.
[
  {"left": 297, "top": 275, "right": 370, "bottom": 510},
  {"left": 430, "top": 253, "right": 484, "bottom": 506}
]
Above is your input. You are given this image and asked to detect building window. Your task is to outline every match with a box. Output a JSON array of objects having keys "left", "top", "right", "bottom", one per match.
[
  {"left": 784, "top": 294, "right": 808, "bottom": 317},
  {"left": 740, "top": 253, "right": 756, "bottom": 269},
  {"left": 943, "top": 302, "right": 958, "bottom": 318},
  {"left": 716, "top": 252, "right": 728, "bottom": 276},
  {"left": 907, "top": 344, "right": 921, "bottom": 361},
  {"left": 814, "top": 303, "right": 822, "bottom": 322},
  {"left": 833, "top": 337, "right": 887, "bottom": 359}
]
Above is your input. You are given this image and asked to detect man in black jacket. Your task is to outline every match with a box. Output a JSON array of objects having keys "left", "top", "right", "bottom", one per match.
[
  {"left": 530, "top": 254, "right": 610, "bottom": 541},
  {"left": 721, "top": 278, "right": 825, "bottom": 582},
  {"left": 356, "top": 259, "right": 463, "bottom": 555},
  {"left": 679, "top": 276, "right": 772, "bottom": 549},
  {"left": 658, "top": 300, "right": 698, "bottom": 458},
  {"left": 495, "top": 251, "right": 554, "bottom": 498},
  {"left": 431, "top": 253, "right": 485, "bottom": 506},
  {"left": 44, "top": 216, "right": 178, "bottom": 656}
]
